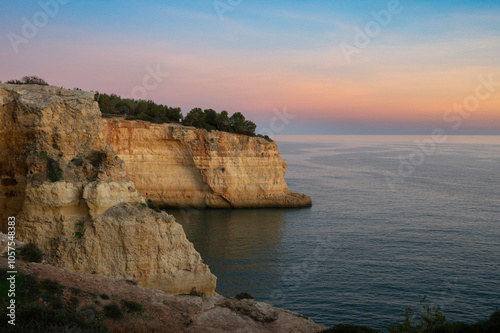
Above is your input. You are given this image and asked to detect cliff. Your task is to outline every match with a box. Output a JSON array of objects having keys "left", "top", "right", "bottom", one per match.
[
  {"left": 0, "top": 84, "right": 216, "bottom": 295},
  {"left": 102, "top": 118, "right": 312, "bottom": 208}
]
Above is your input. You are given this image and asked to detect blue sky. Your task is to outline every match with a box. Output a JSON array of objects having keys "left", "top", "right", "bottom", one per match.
[{"left": 1, "top": 0, "right": 499, "bottom": 134}]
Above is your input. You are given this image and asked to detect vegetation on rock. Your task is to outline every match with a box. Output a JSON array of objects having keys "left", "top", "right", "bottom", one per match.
[
  {"left": 103, "top": 304, "right": 123, "bottom": 320},
  {"left": 387, "top": 296, "right": 445, "bottom": 333},
  {"left": 38, "top": 151, "right": 65, "bottom": 182},
  {"left": 19, "top": 243, "right": 44, "bottom": 263},
  {"left": 182, "top": 108, "right": 257, "bottom": 136},
  {"left": 187, "top": 287, "right": 205, "bottom": 297},
  {"left": 97, "top": 91, "right": 258, "bottom": 136},
  {"left": 147, "top": 199, "right": 161, "bottom": 212},
  {"left": 0, "top": 269, "right": 108, "bottom": 332},
  {"left": 3, "top": 76, "right": 266, "bottom": 138},
  {"left": 97, "top": 92, "right": 183, "bottom": 124},
  {"left": 121, "top": 299, "right": 143, "bottom": 313},
  {"left": 235, "top": 292, "right": 254, "bottom": 300},
  {"left": 321, "top": 296, "right": 500, "bottom": 333},
  {"left": 5, "top": 75, "right": 48, "bottom": 85}
]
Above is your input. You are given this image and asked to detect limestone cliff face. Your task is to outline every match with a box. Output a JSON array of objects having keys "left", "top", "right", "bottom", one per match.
[
  {"left": 0, "top": 84, "right": 216, "bottom": 295},
  {"left": 102, "top": 118, "right": 312, "bottom": 208}
]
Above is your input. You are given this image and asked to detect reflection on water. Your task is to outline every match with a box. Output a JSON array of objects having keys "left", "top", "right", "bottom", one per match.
[{"left": 166, "top": 208, "right": 288, "bottom": 298}]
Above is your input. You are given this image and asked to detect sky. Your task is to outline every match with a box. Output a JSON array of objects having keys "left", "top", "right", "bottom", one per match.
[{"left": 1, "top": 0, "right": 499, "bottom": 134}]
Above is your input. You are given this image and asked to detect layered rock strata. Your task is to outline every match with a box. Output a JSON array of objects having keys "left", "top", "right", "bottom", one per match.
[
  {"left": 0, "top": 84, "right": 216, "bottom": 295},
  {"left": 102, "top": 118, "right": 312, "bottom": 208}
]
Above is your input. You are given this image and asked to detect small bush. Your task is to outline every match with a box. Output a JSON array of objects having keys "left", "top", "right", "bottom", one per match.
[
  {"left": 257, "top": 134, "right": 273, "bottom": 142},
  {"left": 19, "top": 243, "right": 43, "bottom": 263},
  {"left": 19, "top": 273, "right": 40, "bottom": 298},
  {"left": 235, "top": 292, "right": 254, "bottom": 300},
  {"left": 7, "top": 76, "right": 49, "bottom": 85},
  {"left": 125, "top": 280, "right": 138, "bottom": 285},
  {"left": 467, "top": 311, "right": 500, "bottom": 333},
  {"left": 42, "top": 293, "right": 63, "bottom": 309},
  {"left": 104, "top": 304, "right": 123, "bottom": 320},
  {"left": 121, "top": 299, "right": 143, "bottom": 313},
  {"left": 147, "top": 199, "right": 161, "bottom": 212},
  {"left": 90, "top": 151, "right": 107, "bottom": 168},
  {"left": 39, "top": 151, "right": 48, "bottom": 158},
  {"left": 388, "top": 296, "right": 446, "bottom": 333},
  {"left": 100, "top": 294, "right": 110, "bottom": 300},
  {"left": 47, "top": 157, "right": 63, "bottom": 182},
  {"left": 188, "top": 287, "right": 204, "bottom": 297},
  {"left": 69, "top": 297, "right": 79, "bottom": 308},
  {"left": 74, "top": 232, "right": 83, "bottom": 239},
  {"left": 70, "top": 287, "right": 81, "bottom": 295},
  {"left": 71, "top": 157, "right": 84, "bottom": 167},
  {"left": 41, "top": 279, "right": 63, "bottom": 295}
]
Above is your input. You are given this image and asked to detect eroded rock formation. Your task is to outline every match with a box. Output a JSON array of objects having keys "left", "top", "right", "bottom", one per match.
[
  {"left": 102, "top": 118, "right": 312, "bottom": 208},
  {"left": 0, "top": 84, "right": 216, "bottom": 295}
]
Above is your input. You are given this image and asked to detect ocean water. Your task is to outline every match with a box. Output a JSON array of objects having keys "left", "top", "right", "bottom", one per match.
[{"left": 167, "top": 135, "right": 500, "bottom": 330}]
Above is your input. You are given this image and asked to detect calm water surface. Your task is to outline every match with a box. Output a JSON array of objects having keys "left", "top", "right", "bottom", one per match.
[{"left": 167, "top": 135, "right": 500, "bottom": 330}]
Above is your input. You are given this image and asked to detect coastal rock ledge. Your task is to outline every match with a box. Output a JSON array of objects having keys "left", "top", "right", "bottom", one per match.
[
  {"left": 0, "top": 84, "right": 216, "bottom": 295},
  {"left": 102, "top": 118, "right": 312, "bottom": 208}
]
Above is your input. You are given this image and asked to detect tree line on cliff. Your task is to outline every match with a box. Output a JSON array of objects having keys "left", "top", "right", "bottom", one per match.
[
  {"left": 2, "top": 76, "right": 264, "bottom": 138},
  {"left": 96, "top": 92, "right": 257, "bottom": 137}
]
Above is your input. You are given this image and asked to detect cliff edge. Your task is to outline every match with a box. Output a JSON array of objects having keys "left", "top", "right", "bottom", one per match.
[
  {"left": 103, "top": 118, "right": 312, "bottom": 208},
  {"left": 0, "top": 84, "right": 216, "bottom": 295}
]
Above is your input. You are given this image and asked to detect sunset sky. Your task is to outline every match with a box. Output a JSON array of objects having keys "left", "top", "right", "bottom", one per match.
[{"left": 1, "top": 0, "right": 499, "bottom": 134}]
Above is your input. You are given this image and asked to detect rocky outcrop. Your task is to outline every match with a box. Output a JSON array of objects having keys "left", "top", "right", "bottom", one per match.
[
  {"left": 102, "top": 118, "right": 312, "bottom": 208},
  {"left": 0, "top": 255, "right": 326, "bottom": 332},
  {"left": 0, "top": 84, "right": 216, "bottom": 295}
]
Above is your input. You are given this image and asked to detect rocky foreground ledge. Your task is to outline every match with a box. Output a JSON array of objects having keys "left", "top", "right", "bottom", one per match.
[{"left": 0, "top": 254, "right": 325, "bottom": 333}]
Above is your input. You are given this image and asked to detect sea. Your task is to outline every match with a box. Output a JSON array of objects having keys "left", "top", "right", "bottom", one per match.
[{"left": 166, "top": 135, "right": 500, "bottom": 331}]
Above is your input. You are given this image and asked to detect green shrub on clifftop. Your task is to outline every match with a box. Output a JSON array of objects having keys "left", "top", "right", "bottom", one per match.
[
  {"left": 6, "top": 76, "right": 48, "bottom": 85},
  {"left": 182, "top": 108, "right": 257, "bottom": 136},
  {"left": 96, "top": 91, "right": 258, "bottom": 137}
]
